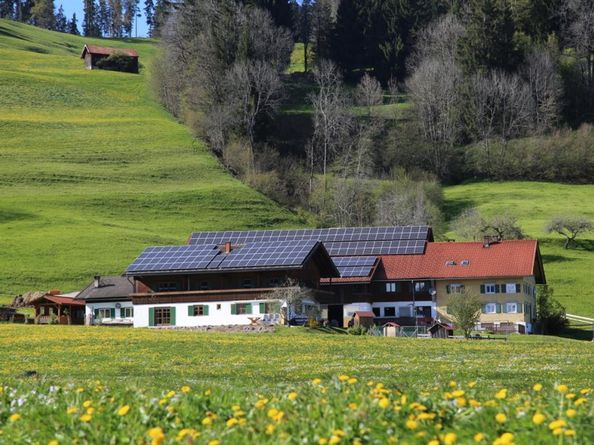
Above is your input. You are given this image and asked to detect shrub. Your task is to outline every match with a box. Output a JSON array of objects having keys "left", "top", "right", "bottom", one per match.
[{"left": 95, "top": 52, "right": 138, "bottom": 73}]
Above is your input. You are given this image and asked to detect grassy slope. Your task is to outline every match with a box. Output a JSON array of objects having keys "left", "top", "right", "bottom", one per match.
[
  {"left": 0, "top": 20, "right": 302, "bottom": 298},
  {"left": 444, "top": 182, "right": 594, "bottom": 317}
]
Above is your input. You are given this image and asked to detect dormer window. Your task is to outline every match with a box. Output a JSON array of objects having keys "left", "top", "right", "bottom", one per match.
[
  {"left": 460, "top": 259, "right": 470, "bottom": 266},
  {"left": 445, "top": 260, "right": 456, "bottom": 266}
]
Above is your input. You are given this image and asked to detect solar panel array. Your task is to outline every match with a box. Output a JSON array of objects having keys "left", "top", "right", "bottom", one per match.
[
  {"left": 126, "top": 240, "right": 320, "bottom": 274},
  {"left": 188, "top": 226, "right": 430, "bottom": 245},
  {"left": 332, "top": 256, "right": 377, "bottom": 267}
]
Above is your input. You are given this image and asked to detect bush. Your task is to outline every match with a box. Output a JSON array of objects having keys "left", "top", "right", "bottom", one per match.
[
  {"left": 95, "top": 52, "right": 138, "bottom": 73},
  {"left": 536, "top": 285, "right": 567, "bottom": 335},
  {"left": 347, "top": 325, "right": 367, "bottom": 335}
]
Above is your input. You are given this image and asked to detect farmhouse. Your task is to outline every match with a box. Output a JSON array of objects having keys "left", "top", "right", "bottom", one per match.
[
  {"left": 75, "top": 276, "right": 134, "bottom": 326},
  {"left": 124, "top": 240, "right": 338, "bottom": 327},
  {"left": 80, "top": 44, "right": 139, "bottom": 73}
]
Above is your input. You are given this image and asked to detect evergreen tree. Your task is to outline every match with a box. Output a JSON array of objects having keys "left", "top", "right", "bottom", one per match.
[
  {"left": 83, "top": 0, "right": 100, "bottom": 36},
  {"left": 30, "top": 0, "right": 55, "bottom": 29},
  {"left": 151, "top": 0, "right": 170, "bottom": 37},
  {"left": 0, "top": 0, "right": 15, "bottom": 19},
  {"left": 242, "top": 0, "right": 294, "bottom": 30},
  {"left": 298, "top": 0, "right": 313, "bottom": 72},
  {"left": 458, "top": 0, "right": 520, "bottom": 74},
  {"left": 144, "top": 0, "right": 154, "bottom": 35},
  {"left": 122, "top": 0, "right": 139, "bottom": 37},
  {"left": 109, "top": 0, "right": 123, "bottom": 37},
  {"left": 98, "top": 0, "right": 110, "bottom": 36},
  {"left": 16, "top": 0, "right": 34, "bottom": 22},
  {"left": 55, "top": 4, "right": 67, "bottom": 32},
  {"left": 68, "top": 12, "right": 80, "bottom": 35}
]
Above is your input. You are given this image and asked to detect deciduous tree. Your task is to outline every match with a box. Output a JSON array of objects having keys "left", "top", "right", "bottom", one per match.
[
  {"left": 546, "top": 216, "right": 593, "bottom": 249},
  {"left": 446, "top": 289, "right": 482, "bottom": 338},
  {"left": 30, "top": 0, "right": 55, "bottom": 30}
]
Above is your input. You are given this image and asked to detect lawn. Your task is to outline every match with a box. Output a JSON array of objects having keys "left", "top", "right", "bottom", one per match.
[
  {"left": 0, "top": 20, "right": 302, "bottom": 298},
  {"left": 443, "top": 182, "right": 594, "bottom": 318},
  {"left": 0, "top": 325, "right": 592, "bottom": 443}
]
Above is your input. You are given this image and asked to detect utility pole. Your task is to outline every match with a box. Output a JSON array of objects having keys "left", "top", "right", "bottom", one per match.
[
  {"left": 135, "top": 13, "right": 141, "bottom": 37},
  {"left": 411, "top": 280, "right": 417, "bottom": 337}
]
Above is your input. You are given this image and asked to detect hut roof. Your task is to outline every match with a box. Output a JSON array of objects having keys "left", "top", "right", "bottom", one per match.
[{"left": 81, "top": 44, "right": 139, "bottom": 58}]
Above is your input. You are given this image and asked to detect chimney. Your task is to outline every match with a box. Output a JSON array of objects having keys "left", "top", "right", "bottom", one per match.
[
  {"left": 93, "top": 275, "right": 101, "bottom": 288},
  {"left": 483, "top": 235, "right": 499, "bottom": 248},
  {"left": 224, "top": 242, "right": 232, "bottom": 254}
]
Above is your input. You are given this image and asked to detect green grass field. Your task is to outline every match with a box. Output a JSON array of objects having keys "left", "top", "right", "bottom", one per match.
[
  {"left": 0, "top": 325, "right": 592, "bottom": 443},
  {"left": 0, "top": 20, "right": 301, "bottom": 299},
  {"left": 443, "top": 182, "right": 594, "bottom": 318}
]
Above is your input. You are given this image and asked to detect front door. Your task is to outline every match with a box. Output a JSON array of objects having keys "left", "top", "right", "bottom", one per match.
[{"left": 327, "top": 305, "right": 343, "bottom": 327}]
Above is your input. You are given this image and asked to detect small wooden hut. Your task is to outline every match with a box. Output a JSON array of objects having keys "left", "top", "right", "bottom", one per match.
[
  {"left": 428, "top": 322, "right": 454, "bottom": 339},
  {"left": 80, "top": 44, "right": 139, "bottom": 73},
  {"left": 33, "top": 291, "right": 85, "bottom": 325}
]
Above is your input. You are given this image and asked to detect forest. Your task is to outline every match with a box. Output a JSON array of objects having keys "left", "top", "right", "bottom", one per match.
[{"left": 2, "top": 0, "right": 593, "bottom": 230}]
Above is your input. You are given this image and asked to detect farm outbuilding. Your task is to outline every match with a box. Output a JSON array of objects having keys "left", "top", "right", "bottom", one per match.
[
  {"left": 353, "top": 311, "right": 376, "bottom": 328},
  {"left": 80, "top": 44, "right": 139, "bottom": 73},
  {"left": 428, "top": 322, "right": 454, "bottom": 339},
  {"left": 32, "top": 291, "right": 85, "bottom": 325}
]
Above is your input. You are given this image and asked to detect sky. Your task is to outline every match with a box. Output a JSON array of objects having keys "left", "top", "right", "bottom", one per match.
[{"left": 59, "top": 0, "right": 150, "bottom": 38}]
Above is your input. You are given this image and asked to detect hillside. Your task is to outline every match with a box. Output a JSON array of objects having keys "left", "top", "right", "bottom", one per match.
[
  {"left": 444, "top": 182, "right": 594, "bottom": 318},
  {"left": 0, "top": 20, "right": 302, "bottom": 299}
]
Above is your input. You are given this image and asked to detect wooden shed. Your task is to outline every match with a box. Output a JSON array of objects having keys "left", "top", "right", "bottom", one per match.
[
  {"left": 33, "top": 292, "right": 85, "bottom": 325},
  {"left": 353, "top": 311, "right": 376, "bottom": 328},
  {"left": 428, "top": 322, "right": 454, "bottom": 339},
  {"left": 80, "top": 44, "right": 139, "bottom": 73},
  {"left": 383, "top": 321, "right": 401, "bottom": 337}
]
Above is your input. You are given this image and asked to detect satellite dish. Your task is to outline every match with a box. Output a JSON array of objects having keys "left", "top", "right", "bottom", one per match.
[
  {"left": 429, "top": 288, "right": 437, "bottom": 296},
  {"left": 115, "top": 303, "right": 122, "bottom": 309}
]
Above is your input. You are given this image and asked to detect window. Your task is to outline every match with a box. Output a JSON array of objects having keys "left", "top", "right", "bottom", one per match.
[
  {"left": 483, "top": 283, "right": 497, "bottom": 294},
  {"left": 157, "top": 282, "right": 178, "bottom": 292},
  {"left": 445, "top": 260, "right": 456, "bottom": 266},
  {"left": 96, "top": 308, "right": 113, "bottom": 319},
  {"left": 414, "top": 281, "right": 429, "bottom": 292},
  {"left": 385, "top": 282, "right": 397, "bottom": 293},
  {"left": 120, "top": 307, "right": 133, "bottom": 318},
  {"left": 484, "top": 303, "right": 497, "bottom": 314},
  {"left": 505, "top": 302, "right": 518, "bottom": 313},
  {"left": 460, "top": 259, "right": 470, "bottom": 266},
  {"left": 384, "top": 306, "right": 396, "bottom": 317},
  {"left": 259, "top": 302, "right": 276, "bottom": 314},
  {"left": 154, "top": 307, "right": 171, "bottom": 325},
  {"left": 506, "top": 283, "right": 520, "bottom": 294},
  {"left": 268, "top": 278, "right": 282, "bottom": 287},
  {"left": 199, "top": 281, "right": 209, "bottom": 290},
  {"left": 232, "top": 303, "right": 252, "bottom": 315},
  {"left": 241, "top": 279, "right": 254, "bottom": 289},
  {"left": 190, "top": 305, "right": 209, "bottom": 316},
  {"left": 447, "top": 284, "right": 465, "bottom": 294},
  {"left": 216, "top": 304, "right": 222, "bottom": 310},
  {"left": 372, "top": 307, "right": 380, "bottom": 317},
  {"left": 398, "top": 306, "right": 412, "bottom": 317}
]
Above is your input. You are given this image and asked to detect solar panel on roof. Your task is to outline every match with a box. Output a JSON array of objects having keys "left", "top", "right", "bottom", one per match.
[
  {"left": 221, "top": 240, "right": 318, "bottom": 269},
  {"left": 332, "top": 256, "right": 377, "bottom": 267},
  {"left": 325, "top": 239, "right": 425, "bottom": 256},
  {"left": 126, "top": 245, "right": 219, "bottom": 273},
  {"left": 337, "top": 265, "right": 375, "bottom": 278}
]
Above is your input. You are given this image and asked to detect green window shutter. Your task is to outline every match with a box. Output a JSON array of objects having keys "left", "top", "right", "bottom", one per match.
[
  {"left": 110, "top": 308, "right": 115, "bottom": 318},
  {"left": 480, "top": 284, "right": 485, "bottom": 294},
  {"left": 446, "top": 285, "right": 451, "bottom": 294},
  {"left": 203, "top": 305, "right": 209, "bottom": 316},
  {"left": 260, "top": 302, "right": 265, "bottom": 314},
  {"left": 502, "top": 303, "right": 508, "bottom": 313},
  {"left": 94, "top": 309, "right": 99, "bottom": 318},
  {"left": 517, "top": 303, "right": 523, "bottom": 313},
  {"left": 516, "top": 284, "right": 521, "bottom": 293},
  {"left": 170, "top": 307, "right": 176, "bottom": 326},
  {"left": 496, "top": 303, "right": 502, "bottom": 313},
  {"left": 495, "top": 284, "right": 501, "bottom": 293},
  {"left": 231, "top": 304, "right": 237, "bottom": 315},
  {"left": 188, "top": 305, "right": 194, "bottom": 316},
  {"left": 149, "top": 308, "right": 155, "bottom": 326},
  {"left": 246, "top": 303, "right": 253, "bottom": 314},
  {"left": 481, "top": 305, "right": 486, "bottom": 314}
]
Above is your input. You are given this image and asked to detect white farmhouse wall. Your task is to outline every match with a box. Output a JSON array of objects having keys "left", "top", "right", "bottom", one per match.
[{"left": 85, "top": 301, "right": 133, "bottom": 325}]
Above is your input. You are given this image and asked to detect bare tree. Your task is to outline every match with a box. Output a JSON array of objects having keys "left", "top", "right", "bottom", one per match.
[
  {"left": 546, "top": 216, "right": 593, "bottom": 249},
  {"left": 269, "top": 278, "right": 316, "bottom": 324},
  {"left": 522, "top": 47, "right": 563, "bottom": 133},
  {"left": 454, "top": 207, "right": 524, "bottom": 241},
  {"left": 562, "top": 0, "right": 594, "bottom": 89},
  {"left": 355, "top": 73, "right": 383, "bottom": 114},
  {"left": 308, "top": 60, "right": 352, "bottom": 194}
]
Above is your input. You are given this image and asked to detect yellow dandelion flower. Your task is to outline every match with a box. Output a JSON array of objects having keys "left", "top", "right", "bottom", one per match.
[
  {"left": 181, "top": 385, "right": 190, "bottom": 394},
  {"left": 574, "top": 397, "right": 587, "bottom": 406},
  {"left": 79, "top": 414, "right": 92, "bottom": 423},
  {"left": 255, "top": 398, "right": 269, "bottom": 409},
  {"left": 329, "top": 435, "right": 341, "bottom": 445},
  {"left": 232, "top": 404, "right": 241, "bottom": 411},
  {"left": 233, "top": 410, "right": 246, "bottom": 418},
  {"left": 533, "top": 383, "right": 543, "bottom": 392},
  {"left": 473, "top": 432, "right": 485, "bottom": 442},
  {"left": 338, "top": 375, "right": 350, "bottom": 382},
  {"left": 556, "top": 384, "right": 568, "bottom": 393},
  {"left": 406, "top": 419, "right": 418, "bottom": 430},
  {"left": 86, "top": 407, "right": 95, "bottom": 415},
  {"left": 319, "top": 438, "right": 328, "bottom": 445},
  {"left": 579, "top": 388, "right": 591, "bottom": 395},
  {"left": 333, "top": 429, "right": 345, "bottom": 437},
  {"left": 449, "top": 380, "right": 457, "bottom": 387},
  {"left": 566, "top": 409, "right": 576, "bottom": 417},
  {"left": 468, "top": 381, "right": 477, "bottom": 388},
  {"left": 48, "top": 440, "right": 59, "bottom": 445},
  {"left": 348, "top": 378, "right": 358, "bottom": 385},
  {"left": 8, "top": 414, "right": 21, "bottom": 422},
  {"left": 469, "top": 399, "right": 481, "bottom": 408},
  {"left": 207, "top": 441, "right": 220, "bottom": 445},
  {"left": 348, "top": 402, "right": 358, "bottom": 410},
  {"left": 265, "top": 424, "right": 275, "bottom": 434},
  {"left": 428, "top": 440, "right": 440, "bottom": 445},
  {"left": 82, "top": 400, "right": 92, "bottom": 408},
  {"left": 493, "top": 432, "right": 514, "bottom": 445},
  {"left": 378, "top": 398, "right": 390, "bottom": 409},
  {"left": 444, "top": 432, "right": 456, "bottom": 445},
  {"left": 166, "top": 391, "right": 175, "bottom": 398},
  {"left": 455, "top": 397, "right": 466, "bottom": 407},
  {"left": 312, "top": 378, "right": 322, "bottom": 385},
  {"left": 495, "top": 413, "right": 507, "bottom": 424},
  {"left": 552, "top": 428, "right": 563, "bottom": 436},
  {"left": 548, "top": 419, "right": 567, "bottom": 430},
  {"left": 117, "top": 405, "right": 130, "bottom": 416},
  {"left": 495, "top": 389, "right": 507, "bottom": 400},
  {"left": 564, "top": 429, "right": 576, "bottom": 437},
  {"left": 75, "top": 387, "right": 84, "bottom": 394},
  {"left": 226, "top": 417, "right": 239, "bottom": 427},
  {"left": 532, "top": 413, "right": 545, "bottom": 425},
  {"left": 288, "top": 391, "right": 298, "bottom": 401},
  {"left": 353, "top": 440, "right": 363, "bottom": 445},
  {"left": 158, "top": 399, "right": 167, "bottom": 406},
  {"left": 202, "top": 417, "right": 212, "bottom": 426},
  {"left": 204, "top": 389, "right": 211, "bottom": 396},
  {"left": 67, "top": 406, "right": 78, "bottom": 415},
  {"left": 452, "top": 390, "right": 465, "bottom": 398}
]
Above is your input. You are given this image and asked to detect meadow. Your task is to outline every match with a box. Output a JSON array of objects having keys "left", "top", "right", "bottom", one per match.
[
  {"left": 0, "top": 325, "right": 593, "bottom": 444},
  {"left": 0, "top": 20, "right": 301, "bottom": 299}
]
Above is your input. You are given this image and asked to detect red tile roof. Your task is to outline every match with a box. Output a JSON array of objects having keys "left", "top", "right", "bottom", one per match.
[
  {"left": 81, "top": 44, "right": 139, "bottom": 58},
  {"left": 375, "top": 240, "right": 544, "bottom": 281},
  {"left": 43, "top": 295, "right": 85, "bottom": 306},
  {"left": 355, "top": 311, "right": 376, "bottom": 318}
]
